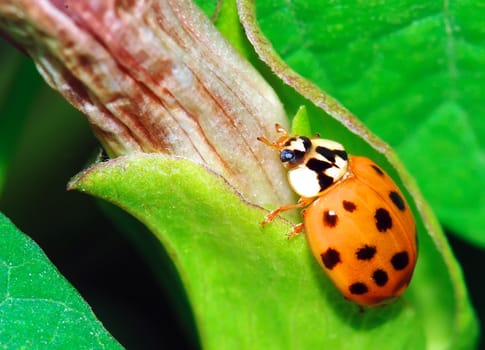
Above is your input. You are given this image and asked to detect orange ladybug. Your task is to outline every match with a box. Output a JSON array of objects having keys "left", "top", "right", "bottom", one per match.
[{"left": 258, "top": 124, "right": 417, "bottom": 307}]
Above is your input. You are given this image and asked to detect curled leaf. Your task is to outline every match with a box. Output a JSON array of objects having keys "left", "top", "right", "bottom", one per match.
[{"left": 71, "top": 154, "right": 426, "bottom": 349}]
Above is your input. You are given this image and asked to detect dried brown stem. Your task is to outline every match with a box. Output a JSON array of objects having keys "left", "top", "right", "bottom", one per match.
[{"left": 0, "top": 0, "right": 294, "bottom": 205}]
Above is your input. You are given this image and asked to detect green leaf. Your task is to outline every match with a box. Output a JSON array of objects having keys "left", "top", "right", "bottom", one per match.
[
  {"left": 252, "top": 0, "right": 484, "bottom": 246},
  {"left": 70, "top": 154, "right": 477, "bottom": 349},
  {"left": 291, "top": 105, "right": 312, "bottom": 135},
  {"left": 0, "top": 212, "right": 121, "bottom": 349},
  {"left": 213, "top": 0, "right": 253, "bottom": 57},
  {"left": 193, "top": 0, "right": 218, "bottom": 19}
]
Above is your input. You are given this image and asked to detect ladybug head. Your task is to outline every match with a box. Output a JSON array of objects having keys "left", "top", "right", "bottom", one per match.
[
  {"left": 279, "top": 136, "right": 312, "bottom": 167},
  {"left": 257, "top": 124, "right": 313, "bottom": 169}
]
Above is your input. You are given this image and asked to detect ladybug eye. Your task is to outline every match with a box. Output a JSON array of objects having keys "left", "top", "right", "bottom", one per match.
[
  {"left": 280, "top": 149, "right": 305, "bottom": 164},
  {"left": 280, "top": 149, "right": 296, "bottom": 163}
]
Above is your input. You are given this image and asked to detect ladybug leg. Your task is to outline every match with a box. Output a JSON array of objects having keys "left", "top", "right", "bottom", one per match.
[
  {"left": 287, "top": 223, "right": 304, "bottom": 239},
  {"left": 260, "top": 197, "right": 314, "bottom": 227}
]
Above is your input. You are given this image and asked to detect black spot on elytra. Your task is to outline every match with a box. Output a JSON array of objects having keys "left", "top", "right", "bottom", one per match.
[
  {"left": 323, "top": 210, "right": 338, "bottom": 227},
  {"left": 375, "top": 208, "right": 392, "bottom": 232},
  {"left": 371, "top": 164, "right": 384, "bottom": 176},
  {"left": 342, "top": 200, "right": 357, "bottom": 212},
  {"left": 349, "top": 282, "right": 368, "bottom": 295},
  {"left": 372, "top": 269, "right": 389, "bottom": 286},
  {"left": 389, "top": 191, "right": 406, "bottom": 211},
  {"left": 321, "top": 248, "right": 341, "bottom": 270},
  {"left": 356, "top": 245, "right": 376, "bottom": 260},
  {"left": 315, "top": 146, "right": 348, "bottom": 163},
  {"left": 391, "top": 251, "right": 409, "bottom": 271}
]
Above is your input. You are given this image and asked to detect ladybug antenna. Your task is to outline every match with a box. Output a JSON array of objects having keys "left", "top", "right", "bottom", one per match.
[{"left": 257, "top": 123, "right": 292, "bottom": 150}]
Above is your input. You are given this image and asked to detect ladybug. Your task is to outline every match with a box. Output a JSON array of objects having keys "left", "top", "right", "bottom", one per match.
[{"left": 258, "top": 124, "right": 417, "bottom": 307}]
